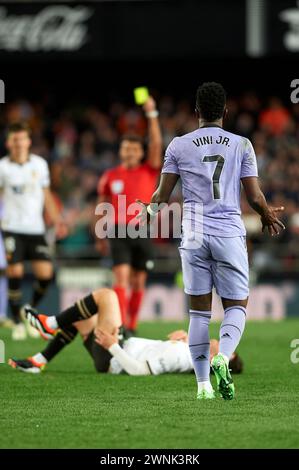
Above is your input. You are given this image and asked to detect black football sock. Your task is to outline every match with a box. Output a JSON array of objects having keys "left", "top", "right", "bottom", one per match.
[
  {"left": 41, "top": 325, "right": 78, "bottom": 362},
  {"left": 32, "top": 278, "right": 52, "bottom": 307},
  {"left": 56, "top": 293, "right": 98, "bottom": 328},
  {"left": 8, "top": 277, "right": 22, "bottom": 323}
]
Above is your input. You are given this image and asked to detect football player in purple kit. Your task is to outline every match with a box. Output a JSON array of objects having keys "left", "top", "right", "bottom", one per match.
[{"left": 138, "top": 82, "right": 285, "bottom": 400}]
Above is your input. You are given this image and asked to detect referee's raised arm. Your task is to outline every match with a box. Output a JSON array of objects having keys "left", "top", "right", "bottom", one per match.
[{"left": 143, "top": 96, "right": 163, "bottom": 170}]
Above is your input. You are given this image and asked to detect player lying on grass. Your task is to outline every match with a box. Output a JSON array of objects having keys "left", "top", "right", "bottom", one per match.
[{"left": 8, "top": 288, "right": 243, "bottom": 376}]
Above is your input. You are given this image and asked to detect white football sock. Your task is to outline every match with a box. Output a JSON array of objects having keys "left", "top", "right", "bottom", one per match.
[
  {"left": 197, "top": 381, "right": 213, "bottom": 393},
  {"left": 32, "top": 353, "right": 47, "bottom": 364},
  {"left": 45, "top": 316, "right": 58, "bottom": 330}
]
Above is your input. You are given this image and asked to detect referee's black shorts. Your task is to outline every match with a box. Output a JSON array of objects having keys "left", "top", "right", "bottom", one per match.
[{"left": 109, "top": 229, "right": 155, "bottom": 272}]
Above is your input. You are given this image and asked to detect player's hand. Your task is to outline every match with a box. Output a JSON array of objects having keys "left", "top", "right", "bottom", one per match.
[
  {"left": 94, "top": 327, "right": 118, "bottom": 350},
  {"left": 136, "top": 199, "right": 151, "bottom": 225},
  {"left": 167, "top": 330, "right": 188, "bottom": 342},
  {"left": 261, "top": 206, "right": 285, "bottom": 236},
  {"left": 55, "top": 220, "right": 69, "bottom": 240},
  {"left": 143, "top": 96, "right": 157, "bottom": 114}
]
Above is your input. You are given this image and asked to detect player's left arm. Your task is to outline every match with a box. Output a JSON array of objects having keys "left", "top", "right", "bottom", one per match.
[
  {"left": 143, "top": 96, "right": 163, "bottom": 169},
  {"left": 43, "top": 188, "right": 60, "bottom": 224},
  {"left": 43, "top": 188, "right": 67, "bottom": 238},
  {"left": 241, "top": 177, "right": 285, "bottom": 236},
  {"left": 240, "top": 138, "right": 285, "bottom": 236},
  {"left": 41, "top": 160, "right": 67, "bottom": 238}
]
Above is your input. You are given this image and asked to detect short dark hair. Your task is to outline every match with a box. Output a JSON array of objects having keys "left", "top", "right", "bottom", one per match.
[
  {"left": 7, "top": 122, "right": 31, "bottom": 137},
  {"left": 120, "top": 134, "right": 144, "bottom": 147},
  {"left": 196, "top": 82, "right": 226, "bottom": 121}
]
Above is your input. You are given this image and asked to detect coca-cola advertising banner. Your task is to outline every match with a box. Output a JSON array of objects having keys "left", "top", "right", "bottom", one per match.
[
  {"left": 0, "top": 1, "right": 246, "bottom": 58},
  {"left": 1, "top": 1, "right": 299, "bottom": 59},
  {"left": 0, "top": 4, "right": 93, "bottom": 53}
]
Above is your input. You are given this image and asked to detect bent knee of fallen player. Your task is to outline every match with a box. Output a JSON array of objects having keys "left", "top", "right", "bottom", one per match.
[
  {"left": 74, "top": 316, "right": 97, "bottom": 340},
  {"left": 75, "top": 288, "right": 122, "bottom": 341},
  {"left": 91, "top": 287, "right": 122, "bottom": 333}
]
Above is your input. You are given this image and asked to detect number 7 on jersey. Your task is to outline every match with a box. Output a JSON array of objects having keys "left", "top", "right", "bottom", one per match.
[{"left": 203, "top": 154, "right": 225, "bottom": 200}]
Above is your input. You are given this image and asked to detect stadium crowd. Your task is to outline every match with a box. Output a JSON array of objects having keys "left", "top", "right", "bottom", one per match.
[{"left": 1, "top": 92, "right": 299, "bottom": 273}]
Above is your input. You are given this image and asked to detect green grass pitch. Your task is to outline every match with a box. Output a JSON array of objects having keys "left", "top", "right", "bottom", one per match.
[{"left": 1, "top": 319, "right": 299, "bottom": 449}]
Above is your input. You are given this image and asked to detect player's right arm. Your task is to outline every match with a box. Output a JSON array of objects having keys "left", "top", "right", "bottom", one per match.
[
  {"left": 241, "top": 177, "right": 285, "bottom": 236},
  {"left": 95, "top": 329, "right": 151, "bottom": 376},
  {"left": 150, "top": 137, "right": 180, "bottom": 205},
  {"left": 108, "top": 343, "right": 151, "bottom": 376},
  {"left": 137, "top": 138, "right": 180, "bottom": 221}
]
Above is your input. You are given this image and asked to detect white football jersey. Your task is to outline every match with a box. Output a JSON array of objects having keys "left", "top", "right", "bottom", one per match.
[
  {"left": 0, "top": 154, "right": 50, "bottom": 235},
  {"left": 110, "top": 337, "right": 194, "bottom": 375}
]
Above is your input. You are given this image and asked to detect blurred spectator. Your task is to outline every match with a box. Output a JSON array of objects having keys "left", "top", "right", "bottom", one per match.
[{"left": 259, "top": 97, "right": 291, "bottom": 136}]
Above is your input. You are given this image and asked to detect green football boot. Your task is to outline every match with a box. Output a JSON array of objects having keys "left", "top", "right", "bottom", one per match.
[
  {"left": 211, "top": 353, "right": 235, "bottom": 400},
  {"left": 197, "top": 388, "right": 216, "bottom": 400}
]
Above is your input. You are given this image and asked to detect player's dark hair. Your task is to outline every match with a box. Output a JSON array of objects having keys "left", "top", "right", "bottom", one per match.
[
  {"left": 229, "top": 353, "right": 243, "bottom": 374},
  {"left": 120, "top": 134, "right": 144, "bottom": 147},
  {"left": 195, "top": 82, "right": 226, "bottom": 122},
  {"left": 7, "top": 122, "right": 31, "bottom": 137}
]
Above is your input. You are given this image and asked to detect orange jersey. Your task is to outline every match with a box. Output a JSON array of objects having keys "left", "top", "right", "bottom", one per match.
[{"left": 98, "top": 163, "right": 160, "bottom": 225}]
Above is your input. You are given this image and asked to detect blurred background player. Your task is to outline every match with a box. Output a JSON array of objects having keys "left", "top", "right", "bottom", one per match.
[
  {"left": 0, "top": 122, "right": 64, "bottom": 340},
  {"left": 8, "top": 289, "right": 243, "bottom": 376},
  {"left": 96, "top": 96, "right": 162, "bottom": 334},
  {"left": 139, "top": 82, "right": 285, "bottom": 400}
]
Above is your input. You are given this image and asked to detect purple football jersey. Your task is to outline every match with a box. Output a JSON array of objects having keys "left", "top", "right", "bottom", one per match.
[{"left": 162, "top": 126, "right": 258, "bottom": 236}]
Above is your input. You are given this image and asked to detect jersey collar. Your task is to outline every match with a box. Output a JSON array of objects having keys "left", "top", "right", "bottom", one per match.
[
  {"left": 199, "top": 124, "right": 223, "bottom": 129},
  {"left": 9, "top": 153, "right": 31, "bottom": 165}
]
